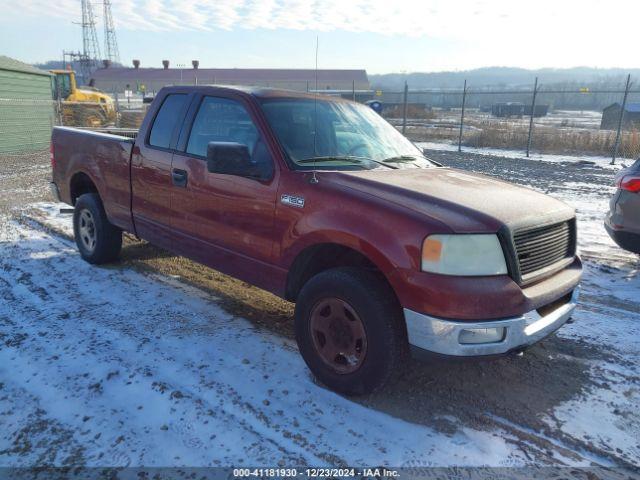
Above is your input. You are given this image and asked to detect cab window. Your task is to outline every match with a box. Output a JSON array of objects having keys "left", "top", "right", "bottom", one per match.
[
  {"left": 53, "top": 73, "right": 71, "bottom": 100},
  {"left": 186, "top": 96, "right": 273, "bottom": 176},
  {"left": 187, "top": 97, "right": 260, "bottom": 156},
  {"left": 148, "top": 94, "right": 188, "bottom": 149}
]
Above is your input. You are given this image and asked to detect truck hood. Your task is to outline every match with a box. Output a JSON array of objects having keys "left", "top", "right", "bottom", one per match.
[{"left": 328, "top": 167, "right": 574, "bottom": 233}]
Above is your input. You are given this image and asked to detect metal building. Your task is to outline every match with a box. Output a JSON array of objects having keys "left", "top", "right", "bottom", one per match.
[
  {"left": 601, "top": 103, "right": 640, "bottom": 130},
  {"left": 490, "top": 102, "right": 549, "bottom": 118},
  {"left": 90, "top": 62, "right": 370, "bottom": 94},
  {"left": 491, "top": 103, "right": 525, "bottom": 117},
  {"left": 0, "top": 56, "right": 54, "bottom": 153}
]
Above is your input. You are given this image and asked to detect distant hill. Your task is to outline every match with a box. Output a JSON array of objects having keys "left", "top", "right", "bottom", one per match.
[
  {"left": 34, "top": 60, "right": 124, "bottom": 71},
  {"left": 369, "top": 67, "right": 640, "bottom": 90}
]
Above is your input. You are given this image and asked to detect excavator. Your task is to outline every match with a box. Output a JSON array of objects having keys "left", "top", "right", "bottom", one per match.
[{"left": 50, "top": 69, "right": 117, "bottom": 127}]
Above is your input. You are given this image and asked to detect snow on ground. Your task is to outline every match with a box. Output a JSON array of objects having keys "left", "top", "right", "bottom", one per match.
[
  {"left": 423, "top": 149, "right": 640, "bottom": 468},
  {"left": 417, "top": 141, "right": 633, "bottom": 171},
  {"left": 546, "top": 183, "right": 640, "bottom": 467},
  {"left": 1, "top": 152, "right": 640, "bottom": 470},
  {"left": 0, "top": 208, "right": 528, "bottom": 467}
]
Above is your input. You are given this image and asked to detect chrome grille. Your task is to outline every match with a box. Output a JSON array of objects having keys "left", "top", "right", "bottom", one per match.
[{"left": 513, "top": 221, "right": 574, "bottom": 279}]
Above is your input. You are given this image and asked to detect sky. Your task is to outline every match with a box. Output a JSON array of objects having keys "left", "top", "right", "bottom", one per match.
[{"left": 0, "top": 0, "right": 639, "bottom": 74}]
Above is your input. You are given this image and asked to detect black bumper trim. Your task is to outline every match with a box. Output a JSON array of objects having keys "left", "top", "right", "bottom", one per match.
[{"left": 605, "top": 223, "right": 640, "bottom": 254}]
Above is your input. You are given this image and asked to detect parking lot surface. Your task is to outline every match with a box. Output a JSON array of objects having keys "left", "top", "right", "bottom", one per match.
[{"left": 0, "top": 148, "right": 638, "bottom": 471}]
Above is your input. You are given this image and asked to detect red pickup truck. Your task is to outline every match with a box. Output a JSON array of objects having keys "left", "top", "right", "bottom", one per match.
[{"left": 51, "top": 86, "right": 581, "bottom": 395}]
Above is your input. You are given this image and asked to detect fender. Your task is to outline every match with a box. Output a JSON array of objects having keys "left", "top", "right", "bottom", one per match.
[
  {"left": 66, "top": 165, "right": 104, "bottom": 205},
  {"left": 281, "top": 229, "right": 399, "bottom": 277},
  {"left": 277, "top": 188, "right": 433, "bottom": 274},
  {"left": 64, "top": 139, "right": 134, "bottom": 232}
]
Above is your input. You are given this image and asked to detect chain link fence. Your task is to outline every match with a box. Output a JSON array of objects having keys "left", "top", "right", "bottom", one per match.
[
  {"left": 2, "top": 76, "right": 639, "bottom": 164},
  {"left": 0, "top": 94, "right": 146, "bottom": 155},
  {"left": 0, "top": 97, "right": 56, "bottom": 154},
  {"left": 369, "top": 76, "right": 640, "bottom": 164}
]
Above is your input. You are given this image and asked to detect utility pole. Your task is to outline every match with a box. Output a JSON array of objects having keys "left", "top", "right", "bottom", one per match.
[
  {"left": 402, "top": 81, "right": 408, "bottom": 135},
  {"left": 526, "top": 77, "right": 538, "bottom": 158},
  {"left": 612, "top": 74, "right": 632, "bottom": 165},
  {"left": 62, "top": 50, "right": 85, "bottom": 78},
  {"left": 176, "top": 63, "right": 186, "bottom": 84},
  {"left": 77, "top": 0, "right": 101, "bottom": 83},
  {"left": 458, "top": 79, "right": 467, "bottom": 152},
  {"left": 103, "top": 0, "right": 120, "bottom": 64}
]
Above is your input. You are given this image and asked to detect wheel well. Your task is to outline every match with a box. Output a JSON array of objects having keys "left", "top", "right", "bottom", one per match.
[
  {"left": 69, "top": 172, "right": 98, "bottom": 205},
  {"left": 285, "top": 243, "right": 394, "bottom": 302}
]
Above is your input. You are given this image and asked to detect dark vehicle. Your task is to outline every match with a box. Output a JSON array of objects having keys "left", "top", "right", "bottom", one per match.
[
  {"left": 365, "top": 100, "right": 383, "bottom": 114},
  {"left": 50, "top": 85, "right": 582, "bottom": 395},
  {"left": 605, "top": 159, "right": 640, "bottom": 254}
]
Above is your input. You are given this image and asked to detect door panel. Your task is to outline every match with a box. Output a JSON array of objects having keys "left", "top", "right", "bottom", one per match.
[
  {"left": 131, "top": 93, "right": 189, "bottom": 249},
  {"left": 170, "top": 95, "right": 279, "bottom": 282},
  {"left": 171, "top": 156, "right": 277, "bottom": 261},
  {"left": 131, "top": 146, "right": 175, "bottom": 249}
]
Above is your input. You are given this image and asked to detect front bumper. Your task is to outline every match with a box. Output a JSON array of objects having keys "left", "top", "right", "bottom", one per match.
[{"left": 405, "top": 287, "right": 579, "bottom": 357}]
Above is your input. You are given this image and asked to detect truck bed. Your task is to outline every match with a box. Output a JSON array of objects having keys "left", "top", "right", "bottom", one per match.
[
  {"left": 51, "top": 126, "right": 135, "bottom": 232},
  {"left": 74, "top": 127, "right": 139, "bottom": 140}
]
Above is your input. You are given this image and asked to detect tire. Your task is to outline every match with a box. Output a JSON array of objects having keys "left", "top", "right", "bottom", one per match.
[
  {"left": 73, "top": 193, "right": 122, "bottom": 264},
  {"left": 294, "top": 267, "right": 407, "bottom": 396}
]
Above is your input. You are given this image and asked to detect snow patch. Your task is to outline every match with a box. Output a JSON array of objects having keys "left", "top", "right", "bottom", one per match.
[{"left": 418, "top": 141, "right": 633, "bottom": 171}]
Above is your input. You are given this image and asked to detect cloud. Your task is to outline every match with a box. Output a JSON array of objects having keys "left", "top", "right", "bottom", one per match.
[{"left": 3, "top": 0, "right": 639, "bottom": 44}]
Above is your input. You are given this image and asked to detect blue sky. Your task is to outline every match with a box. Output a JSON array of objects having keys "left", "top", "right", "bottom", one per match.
[{"left": 1, "top": 0, "right": 638, "bottom": 74}]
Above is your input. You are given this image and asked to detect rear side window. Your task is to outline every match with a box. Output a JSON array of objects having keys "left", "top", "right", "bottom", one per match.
[{"left": 148, "top": 94, "right": 187, "bottom": 149}]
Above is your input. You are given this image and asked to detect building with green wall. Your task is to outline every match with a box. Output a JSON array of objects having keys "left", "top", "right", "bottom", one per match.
[{"left": 0, "top": 55, "right": 54, "bottom": 154}]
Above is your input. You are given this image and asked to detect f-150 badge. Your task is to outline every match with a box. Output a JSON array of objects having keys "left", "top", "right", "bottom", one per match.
[{"left": 281, "top": 194, "right": 305, "bottom": 208}]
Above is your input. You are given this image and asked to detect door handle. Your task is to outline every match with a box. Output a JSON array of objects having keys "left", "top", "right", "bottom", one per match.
[{"left": 172, "top": 168, "right": 188, "bottom": 187}]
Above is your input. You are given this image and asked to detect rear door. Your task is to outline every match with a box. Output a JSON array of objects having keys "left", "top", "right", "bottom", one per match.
[
  {"left": 131, "top": 91, "right": 191, "bottom": 249},
  {"left": 169, "top": 93, "right": 279, "bottom": 281}
]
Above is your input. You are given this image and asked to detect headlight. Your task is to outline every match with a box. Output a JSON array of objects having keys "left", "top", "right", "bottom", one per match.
[{"left": 421, "top": 234, "right": 507, "bottom": 276}]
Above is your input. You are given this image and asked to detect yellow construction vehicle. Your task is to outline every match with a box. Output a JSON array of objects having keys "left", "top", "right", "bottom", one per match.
[{"left": 51, "top": 69, "right": 117, "bottom": 127}]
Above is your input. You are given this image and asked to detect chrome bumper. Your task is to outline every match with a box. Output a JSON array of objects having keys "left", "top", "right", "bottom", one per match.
[
  {"left": 49, "top": 182, "right": 61, "bottom": 202},
  {"left": 404, "top": 288, "right": 579, "bottom": 356}
]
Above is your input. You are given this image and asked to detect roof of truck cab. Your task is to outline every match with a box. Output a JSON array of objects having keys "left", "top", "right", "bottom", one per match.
[{"left": 161, "top": 84, "right": 351, "bottom": 102}]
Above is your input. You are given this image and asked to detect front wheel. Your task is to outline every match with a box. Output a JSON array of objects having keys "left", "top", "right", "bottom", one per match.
[
  {"left": 73, "top": 193, "right": 122, "bottom": 264},
  {"left": 294, "top": 267, "right": 407, "bottom": 395}
]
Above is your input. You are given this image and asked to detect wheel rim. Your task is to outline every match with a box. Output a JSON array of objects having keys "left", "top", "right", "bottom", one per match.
[
  {"left": 309, "top": 297, "right": 367, "bottom": 374},
  {"left": 78, "top": 209, "right": 97, "bottom": 253}
]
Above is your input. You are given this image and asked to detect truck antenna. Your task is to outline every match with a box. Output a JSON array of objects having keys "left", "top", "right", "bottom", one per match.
[{"left": 310, "top": 36, "right": 319, "bottom": 185}]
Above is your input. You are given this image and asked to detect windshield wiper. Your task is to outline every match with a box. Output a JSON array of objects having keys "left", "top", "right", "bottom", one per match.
[
  {"left": 382, "top": 155, "right": 420, "bottom": 163},
  {"left": 383, "top": 155, "right": 443, "bottom": 167},
  {"left": 297, "top": 156, "right": 397, "bottom": 169}
]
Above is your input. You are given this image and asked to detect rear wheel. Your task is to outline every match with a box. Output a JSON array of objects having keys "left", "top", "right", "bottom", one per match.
[
  {"left": 294, "top": 267, "right": 407, "bottom": 395},
  {"left": 73, "top": 193, "right": 122, "bottom": 264}
]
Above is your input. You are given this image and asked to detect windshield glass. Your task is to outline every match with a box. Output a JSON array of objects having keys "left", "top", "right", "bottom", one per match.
[
  {"left": 260, "top": 98, "right": 434, "bottom": 170},
  {"left": 54, "top": 73, "right": 72, "bottom": 100}
]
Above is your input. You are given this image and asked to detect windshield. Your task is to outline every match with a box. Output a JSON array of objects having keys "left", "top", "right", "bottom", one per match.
[
  {"left": 260, "top": 98, "right": 434, "bottom": 170},
  {"left": 53, "top": 73, "right": 72, "bottom": 100}
]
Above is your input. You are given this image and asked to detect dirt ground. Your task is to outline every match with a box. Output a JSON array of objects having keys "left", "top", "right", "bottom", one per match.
[
  {"left": 0, "top": 151, "right": 53, "bottom": 214},
  {"left": 1, "top": 148, "right": 639, "bottom": 472}
]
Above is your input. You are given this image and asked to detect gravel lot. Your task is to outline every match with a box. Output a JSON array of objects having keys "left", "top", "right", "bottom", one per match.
[
  {"left": 0, "top": 151, "right": 53, "bottom": 214},
  {"left": 0, "top": 147, "right": 638, "bottom": 473}
]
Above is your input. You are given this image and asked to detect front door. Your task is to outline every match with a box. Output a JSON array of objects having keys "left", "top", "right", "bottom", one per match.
[{"left": 170, "top": 95, "right": 279, "bottom": 286}]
